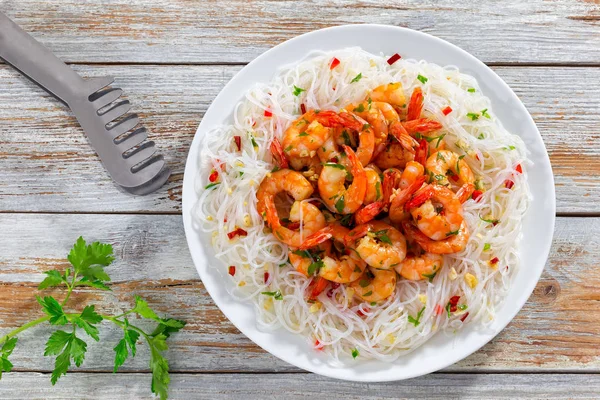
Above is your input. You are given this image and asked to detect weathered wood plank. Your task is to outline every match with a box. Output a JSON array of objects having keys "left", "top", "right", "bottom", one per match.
[
  {"left": 0, "top": 65, "right": 598, "bottom": 213},
  {"left": 0, "top": 214, "right": 597, "bottom": 373},
  {"left": 2, "top": 372, "right": 600, "bottom": 399},
  {"left": 3, "top": 0, "right": 600, "bottom": 64}
]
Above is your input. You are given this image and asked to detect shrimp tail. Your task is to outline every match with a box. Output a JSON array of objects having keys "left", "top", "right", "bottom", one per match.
[
  {"left": 414, "top": 138, "right": 428, "bottom": 167},
  {"left": 456, "top": 183, "right": 475, "bottom": 204},
  {"left": 389, "top": 121, "right": 418, "bottom": 151},
  {"left": 298, "top": 225, "right": 334, "bottom": 250},
  {"left": 354, "top": 200, "right": 385, "bottom": 225},
  {"left": 270, "top": 137, "right": 289, "bottom": 169},
  {"left": 402, "top": 118, "right": 443, "bottom": 135},
  {"left": 407, "top": 87, "right": 424, "bottom": 121},
  {"left": 404, "top": 183, "right": 433, "bottom": 211}
]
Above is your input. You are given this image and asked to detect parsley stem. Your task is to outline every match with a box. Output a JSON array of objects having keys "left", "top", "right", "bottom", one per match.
[{"left": 0, "top": 315, "right": 51, "bottom": 344}]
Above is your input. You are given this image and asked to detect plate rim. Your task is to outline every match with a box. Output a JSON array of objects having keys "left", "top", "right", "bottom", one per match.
[{"left": 182, "top": 23, "right": 556, "bottom": 382}]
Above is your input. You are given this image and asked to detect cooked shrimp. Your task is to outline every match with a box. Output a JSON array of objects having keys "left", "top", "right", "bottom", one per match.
[
  {"left": 347, "top": 101, "right": 400, "bottom": 158},
  {"left": 369, "top": 82, "right": 407, "bottom": 110},
  {"left": 281, "top": 110, "right": 334, "bottom": 169},
  {"left": 406, "top": 87, "right": 424, "bottom": 121},
  {"left": 346, "top": 221, "right": 407, "bottom": 270},
  {"left": 405, "top": 184, "right": 464, "bottom": 240},
  {"left": 289, "top": 241, "right": 331, "bottom": 277},
  {"left": 299, "top": 223, "right": 366, "bottom": 283},
  {"left": 395, "top": 252, "right": 444, "bottom": 281},
  {"left": 264, "top": 198, "right": 326, "bottom": 247},
  {"left": 318, "top": 145, "right": 367, "bottom": 214},
  {"left": 364, "top": 165, "right": 383, "bottom": 205},
  {"left": 400, "top": 161, "right": 425, "bottom": 189},
  {"left": 402, "top": 220, "right": 469, "bottom": 254},
  {"left": 388, "top": 175, "right": 427, "bottom": 224},
  {"left": 373, "top": 142, "right": 415, "bottom": 170},
  {"left": 318, "top": 110, "right": 375, "bottom": 166},
  {"left": 426, "top": 150, "right": 475, "bottom": 187},
  {"left": 350, "top": 267, "right": 396, "bottom": 302},
  {"left": 256, "top": 169, "right": 314, "bottom": 217}
]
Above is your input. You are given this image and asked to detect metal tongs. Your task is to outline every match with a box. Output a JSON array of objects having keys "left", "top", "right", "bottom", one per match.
[{"left": 0, "top": 12, "right": 170, "bottom": 195}]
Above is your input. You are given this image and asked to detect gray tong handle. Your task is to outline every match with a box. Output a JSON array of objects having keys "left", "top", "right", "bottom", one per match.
[{"left": 0, "top": 12, "right": 84, "bottom": 104}]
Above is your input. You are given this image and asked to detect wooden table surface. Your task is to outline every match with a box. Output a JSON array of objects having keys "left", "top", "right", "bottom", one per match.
[{"left": 1, "top": 1, "right": 599, "bottom": 398}]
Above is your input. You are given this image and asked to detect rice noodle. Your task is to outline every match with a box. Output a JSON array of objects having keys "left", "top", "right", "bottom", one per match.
[{"left": 193, "top": 48, "right": 531, "bottom": 364}]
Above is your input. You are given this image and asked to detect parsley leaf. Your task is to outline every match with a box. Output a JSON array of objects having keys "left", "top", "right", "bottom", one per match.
[
  {"left": 350, "top": 73, "right": 363, "bottom": 83},
  {"left": 408, "top": 306, "right": 426, "bottom": 327},
  {"left": 417, "top": 74, "right": 428, "bottom": 84},
  {"left": 38, "top": 270, "right": 65, "bottom": 290},
  {"left": 292, "top": 85, "right": 305, "bottom": 96},
  {"left": 261, "top": 291, "right": 283, "bottom": 300},
  {"left": 37, "top": 296, "right": 68, "bottom": 325},
  {"left": 335, "top": 196, "right": 345, "bottom": 214}
]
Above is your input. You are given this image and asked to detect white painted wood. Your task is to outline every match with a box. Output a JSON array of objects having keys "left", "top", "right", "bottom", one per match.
[
  {"left": 1, "top": 372, "right": 599, "bottom": 399},
  {"left": 0, "top": 214, "right": 597, "bottom": 373},
  {"left": 0, "top": 65, "right": 598, "bottom": 213},
  {"left": 2, "top": 0, "right": 600, "bottom": 64}
]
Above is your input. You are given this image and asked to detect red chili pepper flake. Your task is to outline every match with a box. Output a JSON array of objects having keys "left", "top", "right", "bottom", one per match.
[
  {"left": 234, "top": 135, "right": 242, "bottom": 151},
  {"left": 471, "top": 190, "right": 483, "bottom": 202},
  {"left": 228, "top": 266, "right": 236, "bottom": 276},
  {"left": 515, "top": 164, "right": 523, "bottom": 174},
  {"left": 209, "top": 170, "right": 219, "bottom": 183},
  {"left": 505, "top": 179, "right": 514, "bottom": 189},
  {"left": 300, "top": 103, "right": 307, "bottom": 114},
  {"left": 330, "top": 57, "right": 341, "bottom": 69},
  {"left": 264, "top": 272, "right": 270, "bottom": 284},
  {"left": 442, "top": 106, "right": 453, "bottom": 116},
  {"left": 434, "top": 304, "right": 444, "bottom": 316},
  {"left": 387, "top": 53, "right": 401, "bottom": 65},
  {"left": 314, "top": 339, "right": 324, "bottom": 350},
  {"left": 264, "top": 109, "right": 273, "bottom": 117},
  {"left": 460, "top": 312, "right": 469, "bottom": 322},
  {"left": 490, "top": 257, "right": 499, "bottom": 265},
  {"left": 227, "top": 228, "right": 248, "bottom": 240},
  {"left": 448, "top": 295, "right": 460, "bottom": 313}
]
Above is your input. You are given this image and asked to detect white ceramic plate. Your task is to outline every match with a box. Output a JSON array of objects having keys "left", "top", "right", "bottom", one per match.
[{"left": 182, "top": 24, "right": 556, "bottom": 382}]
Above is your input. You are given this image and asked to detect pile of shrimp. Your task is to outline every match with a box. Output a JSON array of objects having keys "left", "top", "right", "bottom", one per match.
[
  {"left": 195, "top": 48, "right": 530, "bottom": 363},
  {"left": 259, "top": 82, "right": 476, "bottom": 307}
]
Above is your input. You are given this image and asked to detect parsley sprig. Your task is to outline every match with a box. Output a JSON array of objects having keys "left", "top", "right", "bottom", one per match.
[{"left": 0, "top": 237, "right": 185, "bottom": 399}]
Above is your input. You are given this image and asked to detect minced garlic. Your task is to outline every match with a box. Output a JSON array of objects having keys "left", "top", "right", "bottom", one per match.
[{"left": 465, "top": 273, "right": 478, "bottom": 288}]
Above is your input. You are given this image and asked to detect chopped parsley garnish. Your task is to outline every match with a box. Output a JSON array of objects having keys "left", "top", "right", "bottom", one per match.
[
  {"left": 481, "top": 108, "right": 490, "bottom": 119},
  {"left": 467, "top": 88, "right": 476, "bottom": 93},
  {"left": 483, "top": 243, "right": 491, "bottom": 251},
  {"left": 261, "top": 291, "right": 283, "bottom": 300},
  {"left": 350, "top": 73, "right": 363, "bottom": 83},
  {"left": 359, "top": 279, "right": 370, "bottom": 288},
  {"left": 417, "top": 74, "right": 428, "bottom": 84},
  {"left": 467, "top": 113, "right": 480, "bottom": 121},
  {"left": 353, "top": 103, "right": 365, "bottom": 113},
  {"left": 351, "top": 348, "right": 359, "bottom": 359},
  {"left": 204, "top": 182, "right": 220, "bottom": 190},
  {"left": 421, "top": 269, "right": 437, "bottom": 282},
  {"left": 479, "top": 215, "right": 500, "bottom": 225},
  {"left": 335, "top": 196, "right": 345, "bottom": 213},
  {"left": 408, "top": 306, "right": 426, "bottom": 327},
  {"left": 373, "top": 229, "right": 392, "bottom": 245},
  {"left": 292, "top": 85, "right": 306, "bottom": 96}
]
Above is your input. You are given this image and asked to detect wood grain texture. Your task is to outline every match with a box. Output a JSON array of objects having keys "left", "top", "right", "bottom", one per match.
[
  {"left": 1, "top": 372, "right": 600, "bottom": 399},
  {"left": 0, "top": 214, "right": 597, "bottom": 373},
  {"left": 2, "top": 0, "right": 600, "bottom": 64},
  {"left": 1, "top": 65, "right": 599, "bottom": 213}
]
